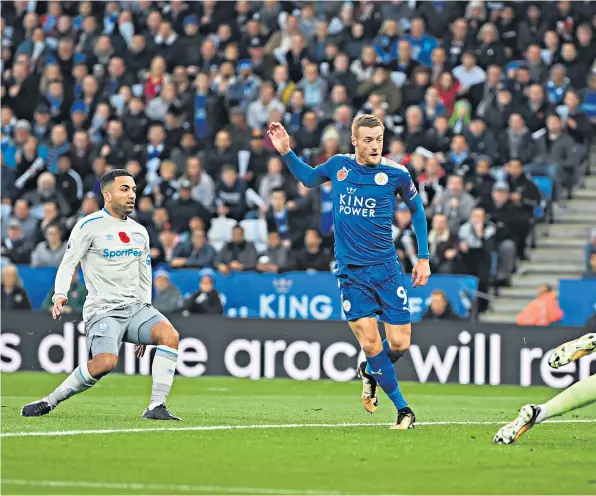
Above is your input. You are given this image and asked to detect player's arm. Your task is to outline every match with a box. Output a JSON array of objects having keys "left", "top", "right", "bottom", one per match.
[
  {"left": 52, "top": 221, "right": 94, "bottom": 315},
  {"left": 397, "top": 174, "right": 431, "bottom": 286},
  {"left": 138, "top": 229, "right": 152, "bottom": 305},
  {"left": 267, "top": 122, "right": 331, "bottom": 188}
]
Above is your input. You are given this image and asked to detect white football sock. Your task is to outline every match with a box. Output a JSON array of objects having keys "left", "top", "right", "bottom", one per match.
[
  {"left": 46, "top": 362, "right": 98, "bottom": 407},
  {"left": 149, "top": 346, "right": 178, "bottom": 409}
]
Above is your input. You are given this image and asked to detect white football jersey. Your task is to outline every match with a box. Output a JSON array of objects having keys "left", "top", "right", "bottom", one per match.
[{"left": 53, "top": 208, "right": 152, "bottom": 322}]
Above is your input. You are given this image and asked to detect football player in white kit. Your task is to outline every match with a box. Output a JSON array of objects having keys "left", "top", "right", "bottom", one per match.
[{"left": 22, "top": 170, "right": 181, "bottom": 420}]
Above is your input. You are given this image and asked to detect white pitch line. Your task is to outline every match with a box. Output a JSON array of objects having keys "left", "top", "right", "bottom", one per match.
[
  {"left": 2, "top": 419, "right": 595, "bottom": 438},
  {"left": 0, "top": 478, "right": 340, "bottom": 495}
]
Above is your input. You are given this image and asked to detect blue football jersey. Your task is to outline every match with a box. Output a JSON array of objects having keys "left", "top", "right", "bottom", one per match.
[{"left": 308, "top": 154, "right": 420, "bottom": 265}]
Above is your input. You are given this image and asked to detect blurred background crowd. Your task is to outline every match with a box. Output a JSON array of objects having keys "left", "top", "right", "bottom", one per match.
[{"left": 1, "top": 0, "right": 595, "bottom": 317}]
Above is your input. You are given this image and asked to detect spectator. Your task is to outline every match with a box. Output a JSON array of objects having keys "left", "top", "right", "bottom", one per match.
[
  {"left": 417, "top": 156, "right": 446, "bottom": 209},
  {"left": 517, "top": 4, "right": 548, "bottom": 54},
  {"left": 458, "top": 207, "right": 496, "bottom": 312},
  {"left": 422, "top": 290, "right": 463, "bottom": 321},
  {"left": 434, "top": 174, "right": 476, "bottom": 233},
  {"left": 434, "top": 71, "right": 461, "bottom": 115},
  {"left": 152, "top": 269, "right": 184, "bottom": 314},
  {"left": 488, "top": 182, "right": 518, "bottom": 285},
  {"left": 257, "top": 231, "right": 289, "bottom": 274},
  {"left": 224, "top": 107, "right": 252, "bottom": 150},
  {"left": 30, "top": 224, "right": 66, "bottom": 267},
  {"left": 215, "top": 225, "right": 258, "bottom": 275},
  {"left": 171, "top": 229, "right": 216, "bottom": 270},
  {"left": 534, "top": 114, "right": 583, "bottom": 193},
  {"left": 266, "top": 187, "right": 303, "bottom": 249},
  {"left": 6, "top": 199, "right": 37, "bottom": 241},
  {"left": 1, "top": 220, "right": 33, "bottom": 265},
  {"left": 247, "top": 81, "right": 285, "bottom": 131},
  {"left": 452, "top": 51, "right": 486, "bottom": 88},
  {"left": 475, "top": 23, "right": 506, "bottom": 69},
  {"left": 1, "top": 264, "right": 32, "bottom": 310},
  {"left": 583, "top": 252, "right": 596, "bottom": 279},
  {"left": 586, "top": 229, "right": 596, "bottom": 273},
  {"left": 289, "top": 228, "right": 333, "bottom": 272},
  {"left": 166, "top": 179, "right": 211, "bottom": 234},
  {"left": 183, "top": 274, "right": 224, "bottom": 315},
  {"left": 465, "top": 156, "right": 495, "bottom": 212},
  {"left": 428, "top": 214, "right": 460, "bottom": 274},
  {"left": 259, "top": 157, "right": 289, "bottom": 205},
  {"left": 54, "top": 154, "right": 83, "bottom": 215},
  {"left": 244, "top": 129, "right": 272, "bottom": 183},
  {"left": 500, "top": 113, "right": 536, "bottom": 165},
  {"left": 465, "top": 118, "right": 498, "bottom": 165},
  {"left": 423, "top": 115, "right": 452, "bottom": 156},
  {"left": 357, "top": 65, "right": 401, "bottom": 114},
  {"left": 175, "top": 157, "right": 211, "bottom": 210},
  {"left": 203, "top": 130, "right": 238, "bottom": 178},
  {"left": 297, "top": 63, "right": 327, "bottom": 110},
  {"left": 516, "top": 284, "right": 564, "bottom": 326},
  {"left": 522, "top": 84, "right": 552, "bottom": 133},
  {"left": 41, "top": 271, "right": 86, "bottom": 314},
  {"left": 560, "top": 89, "right": 592, "bottom": 149},
  {"left": 505, "top": 160, "right": 541, "bottom": 260}
]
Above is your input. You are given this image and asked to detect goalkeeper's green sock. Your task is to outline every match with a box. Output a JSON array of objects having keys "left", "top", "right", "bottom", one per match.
[{"left": 536, "top": 374, "right": 596, "bottom": 423}]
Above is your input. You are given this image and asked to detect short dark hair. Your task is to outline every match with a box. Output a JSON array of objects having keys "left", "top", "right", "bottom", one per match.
[{"left": 100, "top": 169, "right": 133, "bottom": 192}]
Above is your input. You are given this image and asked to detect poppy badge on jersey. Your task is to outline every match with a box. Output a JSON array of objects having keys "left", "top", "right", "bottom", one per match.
[{"left": 337, "top": 167, "right": 350, "bottom": 181}]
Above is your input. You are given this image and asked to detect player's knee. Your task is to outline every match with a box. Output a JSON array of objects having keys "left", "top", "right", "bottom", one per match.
[
  {"left": 360, "top": 335, "right": 383, "bottom": 356},
  {"left": 90, "top": 353, "right": 118, "bottom": 378},
  {"left": 387, "top": 328, "right": 411, "bottom": 352},
  {"left": 158, "top": 325, "right": 179, "bottom": 349}
]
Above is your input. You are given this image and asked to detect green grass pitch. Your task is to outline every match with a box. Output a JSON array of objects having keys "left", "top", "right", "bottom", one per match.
[{"left": 1, "top": 372, "right": 595, "bottom": 495}]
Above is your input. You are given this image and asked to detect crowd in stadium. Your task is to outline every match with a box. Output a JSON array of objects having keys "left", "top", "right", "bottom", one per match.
[{"left": 1, "top": 0, "right": 595, "bottom": 314}]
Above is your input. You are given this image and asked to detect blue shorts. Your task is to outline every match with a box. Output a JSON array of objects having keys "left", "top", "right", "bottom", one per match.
[{"left": 334, "top": 261, "right": 411, "bottom": 325}]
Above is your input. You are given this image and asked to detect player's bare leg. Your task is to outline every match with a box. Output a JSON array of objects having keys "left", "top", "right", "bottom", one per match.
[
  {"left": 548, "top": 333, "right": 596, "bottom": 369},
  {"left": 350, "top": 317, "right": 412, "bottom": 428},
  {"left": 21, "top": 353, "right": 116, "bottom": 417},
  {"left": 141, "top": 321, "right": 181, "bottom": 421},
  {"left": 384, "top": 323, "right": 416, "bottom": 429}
]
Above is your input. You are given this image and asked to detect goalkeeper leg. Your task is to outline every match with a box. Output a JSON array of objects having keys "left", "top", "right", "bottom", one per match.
[{"left": 494, "top": 373, "right": 596, "bottom": 444}]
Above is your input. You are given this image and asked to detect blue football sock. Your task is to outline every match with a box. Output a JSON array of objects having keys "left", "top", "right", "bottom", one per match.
[
  {"left": 366, "top": 348, "right": 408, "bottom": 410},
  {"left": 366, "top": 339, "right": 392, "bottom": 374}
]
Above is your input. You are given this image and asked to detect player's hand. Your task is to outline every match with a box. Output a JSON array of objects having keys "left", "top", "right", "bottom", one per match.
[
  {"left": 52, "top": 296, "right": 68, "bottom": 321},
  {"left": 267, "top": 122, "right": 291, "bottom": 155},
  {"left": 135, "top": 345, "right": 147, "bottom": 358},
  {"left": 412, "top": 259, "right": 431, "bottom": 288}
]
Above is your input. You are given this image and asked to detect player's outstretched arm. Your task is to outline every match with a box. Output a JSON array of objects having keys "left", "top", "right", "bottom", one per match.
[
  {"left": 267, "top": 122, "right": 329, "bottom": 188},
  {"left": 53, "top": 221, "right": 93, "bottom": 318},
  {"left": 400, "top": 185, "right": 431, "bottom": 287}
]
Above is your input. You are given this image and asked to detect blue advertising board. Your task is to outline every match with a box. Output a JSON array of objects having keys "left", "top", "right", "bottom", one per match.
[
  {"left": 16, "top": 266, "right": 478, "bottom": 323},
  {"left": 558, "top": 279, "right": 596, "bottom": 326}
]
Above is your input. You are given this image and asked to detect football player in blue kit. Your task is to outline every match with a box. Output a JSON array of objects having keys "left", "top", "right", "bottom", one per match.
[{"left": 268, "top": 115, "right": 430, "bottom": 429}]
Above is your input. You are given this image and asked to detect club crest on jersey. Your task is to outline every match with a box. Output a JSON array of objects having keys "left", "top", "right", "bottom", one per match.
[
  {"left": 342, "top": 299, "right": 351, "bottom": 312},
  {"left": 132, "top": 233, "right": 145, "bottom": 244},
  {"left": 337, "top": 167, "right": 350, "bottom": 181},
  {"left": 374, "top": 172, "right": 389, "bottom": 185}
]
